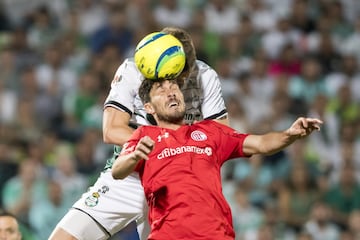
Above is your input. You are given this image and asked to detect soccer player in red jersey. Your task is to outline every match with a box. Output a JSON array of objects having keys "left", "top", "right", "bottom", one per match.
[{"left": 112, "top": 79, "right": 323, "bottom": 240}]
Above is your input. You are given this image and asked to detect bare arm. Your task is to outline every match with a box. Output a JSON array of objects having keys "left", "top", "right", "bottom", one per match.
[
  {"left": 112, "top": 136, "right": 155, "bottom": 179},
  {"left": 102, "top": 107, "right": 136, "bottom": 145},
  {"left": 243, "top": 117, "right": 323, "bottom": 156}
]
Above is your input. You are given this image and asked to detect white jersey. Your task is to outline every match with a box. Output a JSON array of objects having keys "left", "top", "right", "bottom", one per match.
[{"left": 104, "top": 58, "right": 227, "bottom": 126}]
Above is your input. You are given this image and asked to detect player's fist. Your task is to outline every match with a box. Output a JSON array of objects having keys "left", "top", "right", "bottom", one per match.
[{"left": 131, "top": 136, "right": 155, "bottom": 161}]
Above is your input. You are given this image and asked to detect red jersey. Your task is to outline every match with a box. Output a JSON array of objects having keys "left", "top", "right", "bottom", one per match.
[{"left": 121, "top": 120, "right": 249, "bottom": 240}]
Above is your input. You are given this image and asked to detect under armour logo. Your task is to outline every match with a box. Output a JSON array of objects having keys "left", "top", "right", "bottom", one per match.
[{"left": 157, "top": 132, "right": 169, "bottom": 142}]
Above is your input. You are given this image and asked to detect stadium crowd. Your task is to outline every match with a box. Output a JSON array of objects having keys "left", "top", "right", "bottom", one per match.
[{"left": 0, "top": 0, "right": 360, "bottom": 239}]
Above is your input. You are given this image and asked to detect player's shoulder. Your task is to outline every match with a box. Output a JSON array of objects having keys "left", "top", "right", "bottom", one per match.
[
  {"left": 194, "top": 120, "right": 246, "bottom": 138},
  {"left": 193, "top": 120, "right": 226, "bottom": 131},
  {"left": 138, "top": 125, "right": 161, "bottom": 135},
  {"left": 111, "top": 58, "right": 144, "bottom": 85},
  {"left": 115, "top": 58, "right": 142, "bottom": 76},
  {"left": 195, "top": 60, "right": 214, "bottom": 72},
  {"left": 195, "top": 60, "right": 219, "bottom": 82}
]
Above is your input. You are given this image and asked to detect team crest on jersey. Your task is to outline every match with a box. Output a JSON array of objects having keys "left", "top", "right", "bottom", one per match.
[
  {"left": 191, "top": 130, "right": 207, "bottom": 141},
  {"left": 111, "top": 75, "right": 122, "bottom": 85},
  {"left": 85, "top": 192, "right": 100, "bottom": 207}
]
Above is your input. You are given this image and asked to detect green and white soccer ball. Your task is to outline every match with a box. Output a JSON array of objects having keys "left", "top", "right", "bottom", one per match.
[{"left": 134, "top": 32, "right": 186, "bottom": 80}]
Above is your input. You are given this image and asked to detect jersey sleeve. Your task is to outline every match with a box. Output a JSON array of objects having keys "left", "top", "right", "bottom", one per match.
[
  {"left": 198, "top": 61, "right": 228, "bottom": 120},
  {"left": 104, "top": 59, "right": 144, "bottom": 116},
  {"left": 211, "top": 121, "right": 249, "bottom": 165}
]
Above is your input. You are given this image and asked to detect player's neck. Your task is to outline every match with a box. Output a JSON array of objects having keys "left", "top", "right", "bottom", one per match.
[{"left": 158, "top": 120, "right": 184, "bottom": 130}]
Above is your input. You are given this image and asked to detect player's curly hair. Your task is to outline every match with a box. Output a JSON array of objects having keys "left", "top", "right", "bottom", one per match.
[{"left": 161, "top": 27, "right": 196, "bottom": 73}]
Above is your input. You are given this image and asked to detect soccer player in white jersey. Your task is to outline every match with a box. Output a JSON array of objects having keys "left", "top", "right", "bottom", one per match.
[{"left": 49, "top": 27, "right": 229, "bottom": 240}]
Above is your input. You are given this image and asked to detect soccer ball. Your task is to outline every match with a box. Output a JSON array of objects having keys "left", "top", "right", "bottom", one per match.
[{"left": 134, "top": 32, "right": 186, "bottom": 80}]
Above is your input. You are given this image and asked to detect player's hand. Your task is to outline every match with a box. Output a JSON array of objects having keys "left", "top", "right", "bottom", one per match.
[
  {"left": 130, "top": 136, "right": 155, "bottom": 161},
  {"left": 286, "top": 117, "right": 323, "bottom": 138}
]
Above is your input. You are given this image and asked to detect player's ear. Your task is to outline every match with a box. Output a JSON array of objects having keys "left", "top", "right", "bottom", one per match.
[{"left": 144, "top": 102, "right": 155, "bottom": 115}]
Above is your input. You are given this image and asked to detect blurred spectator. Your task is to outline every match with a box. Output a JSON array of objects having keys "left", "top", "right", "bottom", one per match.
[
  {"left": 327, "top": 84, "right": 359, "bottom": 126},
  {"left": 236, "top": 15, "right": 262, "bottom": 58},
  {"left": 268, "top": 43, "right": 302, "bottom": 78},
  {"left": 0, "top": 143, "right": 18, "bottom": 209},
  {"left": 259, "top": 201, "right": 296, "bottom": 240},
  {"left": 297, "top": 231, "right": 313, "bottom": 240},
  {"left": 246, "top": 0, "right": 278, "bottom": 33},
  {"left": 69, "top": 0, "right": 107, "bottom": 38},
  {"left": 51, "top": 143, "right": 88, "bottom": 206},
  {"left": 303, "top": 201, "right": 340, "bottom": 240},
  {"left": 0, "top": 211, "right": 22, "bottom": 240},
  {"left": 288, "top": 55, "right": 329, "bottom": 105},
  {"left": 329, "top": 121, "right": 360, "bottom": 182},
  {"left": 89, "top": 3, "right": 133, "bottom": 55},
  {"left": 341, "top": 17, "right": 360, "bottom": 62},
  {"left": 348, "top": 210, "right": 360, "bottom": 239},
  {"left": 1, "top": 159, "right": 47, "bottom": 225},
  {"left": 313, "top": 29, "right": 342, "bottom": 73},
  {"left": 289, "top": 0, "right": 316, "bottom": 34},
  {"left": 307, "top": 94, "right": 340, "bottom": 175},
  {"left": 26, "top": 5, "right": 61, "bottom": 53},
  {"left": 35, "top": 43, "right": 78, "bottom": 97},
  {"left": 226, "top": 95, "right": 250, "bottom": 133},
  {"left": 236, "top": 72, "right": 270, "bottom": 126},
  {"left": 278, "top": 164, "right": 319, "bottom": 231},
  {"left": 325, "top": 1, "right": 354, "bottom": 41},
  {"left": 28, "top": 179, "right": 68, "bottom": 240},
  {"left": 325, "top": 54, "right": 360, "bottom": 102},
  {"left": 262, "top": 16, "right": 301, "bottom": 60},
  {"left": 1, "top": 0, "right": 45, "bottom": 27},
  {"left": 62, "top": 70, "right": 100, "bottom": 129},
  {"left": 0, "top": 4, "right": 11, "bottom": 31},
  {"left": 74, "top": 129, "right": 101, "bottom": 181},
  {"left": 231, "top": 187, "right": 264, "bottom": 240},
  {"left": 323, "top": 164, "right": 360, "bottom": 227},
  {"left": 233, "top": 155, "right": 274, "bottom": 208},
  {"left": 0, "top": 47, "right": 19, "bottom": 90},
  {"left": 82, "top": 89, "right": 107, "bottom": 130},
  {"left": 204, "top": 0, "right": 239, "bottom": 35},
  {"left": 152, "top": 0, "right": 192, "bottom": 28},
  {"left": 0, "top": 73, "right": 17, "bottom": 125},
  {"left": 248, "top": 56, "right": 275, "bottom": 104}
]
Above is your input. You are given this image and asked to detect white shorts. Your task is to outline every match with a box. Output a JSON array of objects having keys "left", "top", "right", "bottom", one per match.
[
  {"left": 53, "top": 208, "right": 109, "bottom": 240},
  {"left": 63, "top": 171, "right": 150, "bottom": 239}
]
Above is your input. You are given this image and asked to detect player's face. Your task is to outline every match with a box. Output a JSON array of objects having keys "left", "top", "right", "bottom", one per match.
[
  {"left": 148, "top": 80, "right": 185, "bottom": 123},
  {"left": 0, "top": 217, "right": 22, "bottom": 240}
]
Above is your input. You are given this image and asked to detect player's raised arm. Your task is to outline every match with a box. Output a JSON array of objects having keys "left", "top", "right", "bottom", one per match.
[
  {"left": 242, "top": 117, "right": 323, "bottom": 156},
  {"left": 112, "top": 136, "right": 155, "bottom": 179}
]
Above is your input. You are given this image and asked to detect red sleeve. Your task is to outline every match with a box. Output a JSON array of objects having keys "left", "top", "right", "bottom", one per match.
[
  {"left": 211, "top": 122, "right": 250, "bottom": 165},
  {"left": 119, "top": 127, "right": 145, "bottom": 173}
]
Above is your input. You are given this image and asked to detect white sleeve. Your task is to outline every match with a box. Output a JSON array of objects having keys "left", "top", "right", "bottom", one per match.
[
  {"left": 198, "top": 62, "right": 228, "bottom": 120},
  {"left": 104, "top": 59, "right": 143, "bottom": 116}
]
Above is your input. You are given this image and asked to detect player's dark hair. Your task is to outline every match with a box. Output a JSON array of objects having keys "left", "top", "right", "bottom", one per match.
[
  {"left": 139, "top": 78, "right": 155, "bottom": 104},
  {"left": 0, "top": 209, "right": 18, "bottom": 219},
  {"left": 139, "top": 78, "right": 184, "bottom": 105},
  {"left": 161, "top": 27, "right": 196, "bottom": 73}
]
